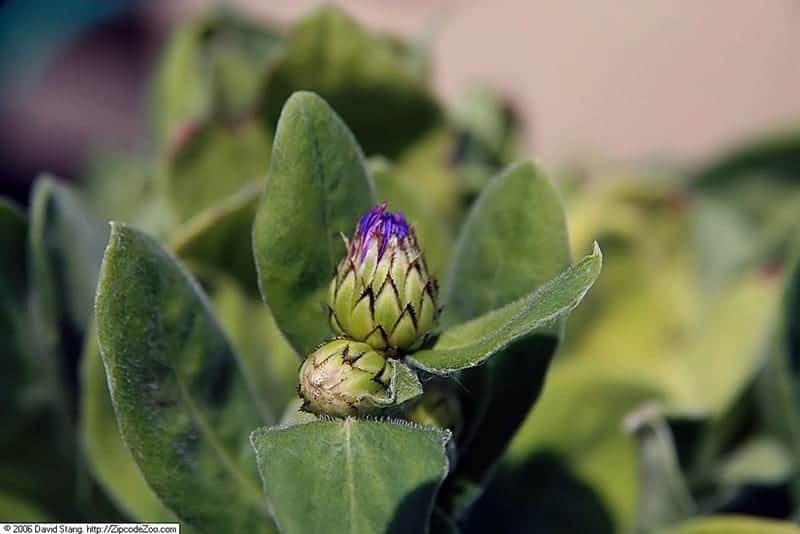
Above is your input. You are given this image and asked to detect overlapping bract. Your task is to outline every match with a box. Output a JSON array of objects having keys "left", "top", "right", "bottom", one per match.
[
  {"left": 328, "top": 203, "right": 439, "bottom": 353},
  {"left": 298, "top": 338, "right": 391, "bottom": 417}
]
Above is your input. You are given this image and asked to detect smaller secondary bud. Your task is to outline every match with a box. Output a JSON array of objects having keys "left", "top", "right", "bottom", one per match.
[
  {"left": 407, "top": 381, "right": 463, "bottom": 439},
  {"left": 298, "top": 338, "right": 392, "bottom": 417},
  {"left": 329, "top": 202, "right": 438, "bottom": 353}
]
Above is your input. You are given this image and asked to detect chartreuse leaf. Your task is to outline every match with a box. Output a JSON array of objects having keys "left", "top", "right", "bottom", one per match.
[
  {"left": 96, "top": 223, "right": 276, "bottom": 533},
  {"left": 0, "top": 492, "right": 51, "bottom": 522},
  {"left": 408, "top": 243, "right": 601, "bottom": 374},
  {"left": 80, "top": 331, "right": 178, "bottom": 522},
  {"left": 251, "top": 419, "right": 450, "bottom": 534},
  {"left": 435, "top": 161, "right": 571, "bottom": 511},
  {"left": 715, "top": 437, "right": 793, "bottom": 488},
  {"left": 490, "top": 362, "right": 665, "bottom": 534},
  {"left": 564, "top": 179, "right": 778, "bottom": 416},
  {"left": 253, "top": 91, "right": 375, "bottom": 354},
  {"left": 656, "top": 516, "right": 800, "bottom": 534},
  {"left": 29, "top": 175, "right": 106, "bottom": 334},
  {"left": 262, "top": 6, "right": 439, "bottom": 158}
]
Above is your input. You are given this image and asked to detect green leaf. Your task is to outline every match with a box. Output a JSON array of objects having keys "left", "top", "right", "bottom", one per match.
[
  {"left": 436, "top": 161, "right": 571, "bottom": 510},
  {"left": 96, "top": 223, "right": 276, "bottom": 532},
  {"left": 153, "top": 12, "right": 282, "bottom": 144},
  {"left": 170, "top": 184, "right": 261, "bottom": 291},
  {"left": 408, "top": 243, "right": 601, "bottom": 374},
  {"left": 656, "top": 516, "right": 800, "bottom": 534},
  {"left": 757, "top": 243, "right": 800, "bottom": 499},
  {"left": 498, "top": 362, "right": 666, "bottom": 533},
  {"left": 161, "top": 118, "right": 271, "bottom": 222},
  {"left": 693, "top": 128, "right": 800, "bottom": 188},
  {"left": 387, "top": 360, "right": 424, "bottom": 406},
  {"left": 691, "top": 128, "right": 800, "bottom": 284},
  {"left": 24, "top": 177, "right": 106, "bottom": 508},
  {"left": 29, "top": 175, "right": 106, "bottom": 334},
  {"left": 251, "top": 418, "right": 450, "bottom": 534},
  {"left": 715, "top": 437, "right": 793, "bottom": 488},
  {"left": 0, "top": 197, "right": 28, "bottom": 304},
  {"left": 262, "top": 6, "right": 440, "bottom": 158},
  {"left": 361, "top": 360, "right": 423, "bottom": 409},
  {"left": 253, "top": 91, "right": 376, "bottom": 354},
  {"left": 0, "top": 492, "right": 51, "bottom": 522},
  {"left": 195, "top": 267, "right": 299, "bottom": 417},
  {"left": 624, "top": 404, "right": 696, "bottom": 532},
  {"left": 83, "top": 151, "right": 156, "bottom": 226},
  {"left": 80, "top": 330, "right": 179, "bottom": 522},
  {"left": 0, "top": 198, "right": 30, "bottom": 423},
  {"left": 564, "top": 179, "right": 778, "bottom": 416}
]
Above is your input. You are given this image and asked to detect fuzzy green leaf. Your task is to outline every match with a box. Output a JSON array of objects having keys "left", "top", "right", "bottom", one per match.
[
  {"left": 251, "top": 419, "right": 449, "bottom": 534},
  {"left": 408, "top": 243, "right": 601, "bottom": 374},
  {"left": 443, "top": 161, "right": 571, "bottom": 328},
  {"left": 80, "top": 332, "right": 178, "bottom": 522},
  {"left": 253, "top": 91, "right": 375, "bottom": 354},
  {"left": 436, "top": 161, "right": 571, "bottom": 510},
  {"left": 96, "top": 223, "right": 276, "bottom": 533}
]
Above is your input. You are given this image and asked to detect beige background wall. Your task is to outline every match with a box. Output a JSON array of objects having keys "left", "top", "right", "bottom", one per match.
[{"left": 178, "top": 0, "right": 800, "bottom": 166}]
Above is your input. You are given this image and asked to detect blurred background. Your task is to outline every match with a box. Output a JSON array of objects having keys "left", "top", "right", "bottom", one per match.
[{"left": 3, "top": 0, "right": 800, "bottom": 203}]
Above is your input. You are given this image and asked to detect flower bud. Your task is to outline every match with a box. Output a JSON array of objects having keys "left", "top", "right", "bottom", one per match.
[
  {"left": 298, "top": 339, "right": 392, "bottom": 417},
  {"left": 407, "top": 381, "right": 464, "bottom": 439},
  {"left": 329, "top": 202, "right": 438, "bottom": 353}
]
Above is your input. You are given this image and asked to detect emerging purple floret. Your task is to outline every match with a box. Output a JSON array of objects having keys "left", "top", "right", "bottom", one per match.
[
  {"left": 352, "top": 202, "right": 411, "bottom": 263},
  {"left": 332, "top": 201, "right": 438, "bottom": 352}
]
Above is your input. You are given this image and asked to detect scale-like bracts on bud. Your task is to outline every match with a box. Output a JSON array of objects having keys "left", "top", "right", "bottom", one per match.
[
  {"left": 329, "top": 202, "right": 438, "bottom": 353},
  {"left": 298, "top": 339, "right": 392, "bottom": 417}
]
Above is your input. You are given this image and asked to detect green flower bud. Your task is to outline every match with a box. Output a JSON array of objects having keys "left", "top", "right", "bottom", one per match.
[
  {"left": 298, "top": 339, "right": 392, "bottom": 417},
  {"left": 329, "top": 203, "right": 438, "bottom": 353},
  {"left": 407, "top": 381, "right": 463, "bottom": 438}
]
